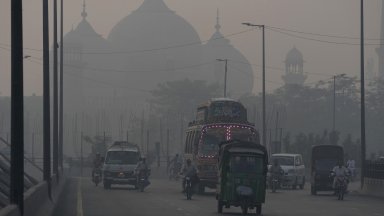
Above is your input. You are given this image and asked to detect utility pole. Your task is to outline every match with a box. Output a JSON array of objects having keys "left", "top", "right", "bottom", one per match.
[
  {"left": 360, "top": 0, "right": 366, "bottom": 189},
  {"left": 10, "top": 0, "right": 24, "bottom": 213},
  {"left": 59, "top": 0, "right": 64, "bottom": 170},
  {"left": 242, "top": 23, "right": 266, "bottom": 148},
  {"left": 80, "top": 131, "right": 83, "bottom": 177},
  {"left": 332, "top": 74, "right": 346, "bottom": 132},
  {"left": 216, "top": 59, "right": 228, "bottom": 97},
  {"left": 53, "top": 0, "right": 59, "bottom": 181},
  {"left": 43, "top": 0, "right": 51, "bottom": 198},
  {"left": 166, "top": 129, "right": 170, "bottom": 171},
  {"left": 146, "top": 130, "right": 149, "bottom": 156},
  {"left": 141, "top": 110, "right": 144, "bottom": 151}
]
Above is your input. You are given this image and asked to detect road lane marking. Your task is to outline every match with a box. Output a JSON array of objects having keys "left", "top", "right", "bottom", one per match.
[{"left": 77, "top": 178, "right": 84, "bottom": 216}]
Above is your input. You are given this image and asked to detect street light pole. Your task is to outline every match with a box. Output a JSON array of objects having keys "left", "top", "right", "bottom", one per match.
[
  {"left": 332, "top": 74, "right": 346, "bottom": 132},
  {"left": 216, "top": 59, "right": 228, "bottom": 97},
  {"left": 10, "top": 0, "right": 24, "bottom": 213},
  {"left": 42, "top": 0, "right": 51, "bottom": 198},
  {"left": 242, "top": 23, "right": 266, "bottom": 148},
  {"left": 59, "top": 0, "right": 64, "bottom": 170},
  {"left": 53, "top": 0, "right": 59, "bottom": 181},
  {"left": 360, "top": 0, "right": 366, "bottom": 190}
]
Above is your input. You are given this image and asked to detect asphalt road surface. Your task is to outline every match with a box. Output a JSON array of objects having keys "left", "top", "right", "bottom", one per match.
[{"left": 54, "top": 173, "right": 384, "bottom": 216}]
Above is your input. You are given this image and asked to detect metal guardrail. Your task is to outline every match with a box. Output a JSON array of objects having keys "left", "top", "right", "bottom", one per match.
[{"left": 365, "top": 161, "right": 384, "bottom": 180}]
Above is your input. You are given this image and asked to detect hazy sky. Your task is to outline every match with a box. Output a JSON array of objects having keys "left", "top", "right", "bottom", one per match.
[{"left": 0, "top": 0, "right": 381, "bottom": 96}]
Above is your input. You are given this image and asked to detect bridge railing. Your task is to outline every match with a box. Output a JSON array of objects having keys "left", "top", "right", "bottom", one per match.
[{"left": 365, "top": 160, "right": 384, "bottom": 180}]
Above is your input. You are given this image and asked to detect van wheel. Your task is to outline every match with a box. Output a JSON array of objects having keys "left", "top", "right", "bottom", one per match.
[
  {"left": 311, "top": 186, "right": 317, "bottom": 195},
  {"left": 300, "top": 177, "right": 305, "bottom": 189},
  {"left": 256, "top": 205, "right": 262, "bottom": 215},
  {"left": 217, "top": 200, "right": 223, "bottom": 213}
]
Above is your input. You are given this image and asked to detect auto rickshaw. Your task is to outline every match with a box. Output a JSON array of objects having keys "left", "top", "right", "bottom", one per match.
[
  {"left": 216, "top": 140, "right": 268, "bottom": 215},
  {"left": 311, "top": 145, "right": 344, "bottom": 195}
]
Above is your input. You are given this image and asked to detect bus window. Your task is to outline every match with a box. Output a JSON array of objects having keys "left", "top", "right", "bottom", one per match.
[
  {"left": 230, "top": 127, "right": 257, "bottom": 142},
  {"left": 185, "top": 132, "right": 191, "bottom": 154},
  {"left": 187, "top": 131, "right": 194, "bottom": 153},
  {"left": 193, "top": 131, "right": 200, "bottom": 155},
  {"left": 200, "top": 127, "right": 226, "bottom": 155}
]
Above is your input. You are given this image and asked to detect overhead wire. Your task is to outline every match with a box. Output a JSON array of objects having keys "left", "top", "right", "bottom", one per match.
[{"left": 266, "top": 27, "right": 383, "bottom": 46}]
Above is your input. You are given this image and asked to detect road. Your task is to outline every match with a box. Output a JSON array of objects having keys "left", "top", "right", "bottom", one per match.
[{"left": 54, "top": 170, "right": 384, "bottom": 216}]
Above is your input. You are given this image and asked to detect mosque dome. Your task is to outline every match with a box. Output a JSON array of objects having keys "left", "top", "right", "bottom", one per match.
[
  {"left": 108, "top": 0, "right": 201, "bottom": 50},
  {"left": 203, "top": 11, "right": 254, "bottom": 98},
  {"left": 107, "top": 0, "right": 205, "bottom": 95},
  {"left": 285, "top": 47, "right": 303, "bottom": 64}
]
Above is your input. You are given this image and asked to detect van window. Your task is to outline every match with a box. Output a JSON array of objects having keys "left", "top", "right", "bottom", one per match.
[
  {"left": 271, "top": 156, "right": 294, "bottom": 166},
  {"left": 295, "top": 156, "right": 302, "bottom": 166},
  {"left": 105, "top": 151, "right": 139, "bottom": 165}
]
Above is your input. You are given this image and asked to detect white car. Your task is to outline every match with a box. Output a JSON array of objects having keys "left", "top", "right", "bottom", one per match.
[
  {"left": 269, "top": 153, "right": 306, "bottom": 189},
  {"left": 103, "top": 141, "right": 141, "bottom": 189}
]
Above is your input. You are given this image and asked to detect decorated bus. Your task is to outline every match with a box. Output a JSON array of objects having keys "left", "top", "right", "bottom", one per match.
[{"left": 183, "top": 98, "right": 260, "bottom": 193}]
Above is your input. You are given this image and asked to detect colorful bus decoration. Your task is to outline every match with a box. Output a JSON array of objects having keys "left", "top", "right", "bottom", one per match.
[{"left": 184, "top": 98, "right": 260, "bottom": 193}]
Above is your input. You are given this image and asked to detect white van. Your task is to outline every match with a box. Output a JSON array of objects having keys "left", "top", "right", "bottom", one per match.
[
  {"left": 270, "top": 153, "right": 306, "bottom": 189},
  {"left": 102, "top": 141, "right": 141, "bottom": 189}
]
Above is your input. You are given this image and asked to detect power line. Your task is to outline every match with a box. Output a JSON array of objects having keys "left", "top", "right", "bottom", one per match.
[
  {"left": 267, "top": 25, "right": 383, "bottom": 41},
  {"left": 0, "top": 28, "right": 256, "bottom": 55},
  {"left": 266, "top": 27, "right": 383, "bottom": 46},
  {"left": 25, "top": 58, "right": 150, "bottom": 92},
  {"left": 229, "top": 59, "right": 334, "bottom": 78},
  {"left": 26, "top": 55, "right": 215, "bottom": 74}
]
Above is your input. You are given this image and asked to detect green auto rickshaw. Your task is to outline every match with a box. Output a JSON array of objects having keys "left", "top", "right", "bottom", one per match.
[{"left": 216, "top": 140, "right": 268, "bottom": 215}]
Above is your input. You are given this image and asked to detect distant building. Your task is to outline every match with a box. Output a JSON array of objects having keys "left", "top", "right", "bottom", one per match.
[
  {"left": 376, "top": 0, "right": 384, "bottom": 79},
  {"left": 62, "top": 0, "right": 254, "bottom": 111},
  {"left": 282, "top": 47, "right": 307, "bottom": 86}
]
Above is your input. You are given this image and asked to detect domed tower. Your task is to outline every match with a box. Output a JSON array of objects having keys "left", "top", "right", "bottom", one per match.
[
  {"left": 107, "top": 0, "right": 204, "bottom": 103},
  {"left": 203, "top": 10, "right": 254, "bottom": 98},
  {"left": 282, "top": 47, "right": 307, "bottom": 85},
  {"left": 63, "top": 0, "right": 109, "bottom": 112}
]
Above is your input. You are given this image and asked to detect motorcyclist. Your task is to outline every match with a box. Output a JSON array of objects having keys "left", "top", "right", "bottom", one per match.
[
  {"left": 269, "top": 159, "right": 284, "bottom": 186},
  {"left": 92, "top": 153, "right": 103, "bottom": 179},
  {"left": 136, "top": 157, "right": 150, "bottom": 175},
  {"left": 332, "top": 160, "right": 349, "bottom": 189},
  {"left": 181, "top": 159, "right": 197, "bottom": 192}
]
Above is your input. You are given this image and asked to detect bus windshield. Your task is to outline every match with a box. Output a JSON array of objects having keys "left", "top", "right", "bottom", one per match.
[
  {"left": 199, "top": 125, "right": 258, "bottom": 155},
  {"left": 200, "top": 127, "right": 226, "bottom": 155}
]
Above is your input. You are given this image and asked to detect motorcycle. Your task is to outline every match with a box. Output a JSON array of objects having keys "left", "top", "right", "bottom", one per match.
[
  {"left": 93, "top": 168, "right": 102, "bottom": 187},
  {"left": 184, "top": 176, "right": 193, "bottom": 200},
  {"left": 271, "top": 175, "right": 279, "bottom": 193},
  {"left": 136, "top": 169, "right": 150, "bottom": 192},
  {"left": 334, "top": 176, "right": 348, "bottom": 200}
]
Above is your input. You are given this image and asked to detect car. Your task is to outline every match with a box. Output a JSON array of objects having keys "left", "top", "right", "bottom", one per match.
[
  {"left": 378, "top": 156, "right": 384, "bottom": 162},
  {"left": 269, "top": 153, "right": 306, "bottom": 189},
  {"left": 102, "top": 141, "right": 141, "bottom": 189}
]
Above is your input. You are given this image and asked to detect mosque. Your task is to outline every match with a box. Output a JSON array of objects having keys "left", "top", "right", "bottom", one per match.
[{"left": 63, "top": 0, "right": 255, "bottom": 112}]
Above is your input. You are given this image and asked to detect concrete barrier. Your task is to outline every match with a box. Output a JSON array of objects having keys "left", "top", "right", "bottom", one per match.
[
  {"left": 0, "top": 172, "right": 67, "bottom": 216},
  {"left": 0, "top": 205, "right": 20, "bottom": 216},
  {"left": 362, "top": 177, "right": 384, "bottom": 198}
]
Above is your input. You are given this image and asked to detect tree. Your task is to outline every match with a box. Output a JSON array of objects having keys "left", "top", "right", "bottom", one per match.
[{"left": 150, "top": 79, "right": 220, "bottom": 120}]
